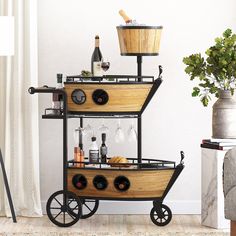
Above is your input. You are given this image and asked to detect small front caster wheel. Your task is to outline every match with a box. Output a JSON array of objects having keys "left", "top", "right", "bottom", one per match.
[
  {"left": 150, "top": 204, "right": 172, "bottom": 226},
  {"left": 46, "top": 190, "right": 82, "bottom": 227},
  {"left": 81, "top": 199, "right": 99, "bottom": 219}
]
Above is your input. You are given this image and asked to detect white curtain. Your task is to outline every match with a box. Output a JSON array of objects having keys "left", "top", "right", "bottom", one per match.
[{"left": 0, "top": 0, "right": 42, "bottom": 217}]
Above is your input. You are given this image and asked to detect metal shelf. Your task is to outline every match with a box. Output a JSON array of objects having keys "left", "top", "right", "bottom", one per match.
[
  {"left": 65, "top": 74, "right": 155, "bottom": 83},
  {"left": 67, "top": 157, "right": 176, "bottom": 170},
  {"left": 42, "top": 109, "right": 140, "bottom": 119}
]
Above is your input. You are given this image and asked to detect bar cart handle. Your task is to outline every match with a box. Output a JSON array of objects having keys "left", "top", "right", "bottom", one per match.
[
  {"left": 28, "top": 85, "right": 49, "bottom": 94},
  {"left": 180, "top": 151, "right": 185, "bottom": 165}
]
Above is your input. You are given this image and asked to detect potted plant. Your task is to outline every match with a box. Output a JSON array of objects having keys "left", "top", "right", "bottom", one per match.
[{"left": 183, "top": 29, "right": 236, "bottom": 138}]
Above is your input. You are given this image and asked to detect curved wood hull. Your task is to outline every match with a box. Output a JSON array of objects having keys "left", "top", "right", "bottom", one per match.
[
  {"left": 67, "top": 168, "right": 174, "bottom": 199},
  {"left": 65, "top": 83, "right": 152, "bottom": 113}
]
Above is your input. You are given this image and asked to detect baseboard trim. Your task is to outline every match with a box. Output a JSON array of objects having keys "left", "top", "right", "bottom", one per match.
[{"left": 41, "top": 200, "right": 200, "bottom": 215}]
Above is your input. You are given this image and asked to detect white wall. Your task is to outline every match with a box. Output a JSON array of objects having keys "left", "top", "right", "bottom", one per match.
[{"left": 38, "top": 0, "right": 236, "bottom": 214}]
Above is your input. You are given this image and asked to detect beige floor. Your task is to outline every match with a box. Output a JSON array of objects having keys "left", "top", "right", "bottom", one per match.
[{"left": 0, "top": 215, "right": 230, "bottom": 236}]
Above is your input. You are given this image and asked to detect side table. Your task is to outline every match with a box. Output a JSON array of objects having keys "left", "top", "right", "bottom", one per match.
[{"left": 201, "top": 147, "right": 230, "bottom": 229}]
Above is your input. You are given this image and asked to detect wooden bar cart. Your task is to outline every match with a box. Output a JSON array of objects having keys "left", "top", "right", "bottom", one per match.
[{"left": 28, "top": 25, "right": 185, "bottom": 227}]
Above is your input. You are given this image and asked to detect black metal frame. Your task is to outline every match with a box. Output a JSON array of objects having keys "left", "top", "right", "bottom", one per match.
[
  {"left": 28, "top": 58, "right": 184, "bottom": 227},
  {"left": 28, "top": 86, "right": 68, "bottom": 207}
]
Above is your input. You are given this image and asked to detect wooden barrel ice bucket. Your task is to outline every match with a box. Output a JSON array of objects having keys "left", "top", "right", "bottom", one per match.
[{"left": 116, "top": 25, "right": 163, "bottom": 56}]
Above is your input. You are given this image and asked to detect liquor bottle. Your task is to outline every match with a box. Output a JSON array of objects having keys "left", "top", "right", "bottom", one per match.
[
  {"left": 89, "top": 136, "right": 99, "bottom": 163},
  {"left": 80, "top": 149, "right": 84, "bottom": 168},
  {"left": 52, "top": 73, "right": 63, "bottom": 114},
  {"left": 73, "top": 128, "right": 84, "bottom": 167},
  {"left": 91, "top": 35, "right": 103, "bottom": 77},
  {"left": 56, "top": 73, "right": 63, "bottom": 88},
  {"left": 100, "top": 133, "right": 107, "bottom": 163},
  {"left": 74, "top": 147, "right": 81, "bottom": 168}
]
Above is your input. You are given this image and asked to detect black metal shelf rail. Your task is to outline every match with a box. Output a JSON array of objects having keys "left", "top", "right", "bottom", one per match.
[
  {"left": 67, "top": 157, "right": 176, "bottom": 170},
  {"left": 42, "top": 109, "right": 140, "bottom": 119},
  {"left": 65, "top": 74, "right": 155, "bottom": 83}
]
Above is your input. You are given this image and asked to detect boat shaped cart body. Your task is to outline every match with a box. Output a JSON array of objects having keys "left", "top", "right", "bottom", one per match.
[{"left": 29, "top": 72, "right": 184, "bottom": 227}]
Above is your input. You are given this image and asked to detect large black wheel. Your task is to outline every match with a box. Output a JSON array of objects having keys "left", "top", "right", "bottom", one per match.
[
  {"left": 81, "top": 199, "right": 99, "bottom": 219},
  {"left": 46, "top": 190, "right": 82, "bottom": 227},
  {"left": 150, "top": 204, "right": 172, "bottom": 226}
]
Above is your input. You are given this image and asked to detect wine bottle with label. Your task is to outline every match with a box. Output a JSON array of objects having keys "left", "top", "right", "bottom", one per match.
[
  {"left": 91, "top": 35, "right": 103, "bottom": 77},
  {"left": 100, "top": 133, "right": 107, "bottom": 163}
]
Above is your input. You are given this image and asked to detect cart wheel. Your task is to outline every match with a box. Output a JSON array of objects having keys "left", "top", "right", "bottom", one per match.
[
  {"left": 46, "top": 190, "right": 82, "bottom": 227},
  {"left": 150, "top": 204, "right": 172, "bottom": 226},
  {"left": 81, "top": 199, "right": 99, "bottom": 219}
]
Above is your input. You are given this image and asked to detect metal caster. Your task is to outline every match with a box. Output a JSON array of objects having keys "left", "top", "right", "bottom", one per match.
[
  {"left": 46, "top": 190, "right": 82, "bottom": 227},
  {"left": 150, "top": 204, "right": 172, "bottom": 226},
  {"left": 81, "top": 199, "right": 99, "bottom": 219}
]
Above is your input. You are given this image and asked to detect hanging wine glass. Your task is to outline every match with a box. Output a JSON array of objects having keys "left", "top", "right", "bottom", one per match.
[
  {"left": 83, "top": 124, "right": 93, "bottom": 136},
  {"left": 115, "top": 119, "right": 125, "bottom": 143},
  {"left": 99, "top": 119, "right": 109, "bottom": 135},
  {"left": 128, "top": 120, "right": 137, "bottom": 142},
  {"left": 83, "top": 123, "right": 94, "bottom": 142}
]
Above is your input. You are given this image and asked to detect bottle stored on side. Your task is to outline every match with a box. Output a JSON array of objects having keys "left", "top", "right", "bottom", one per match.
[
  {"left": 91, "top": 35, "right": 103, "bottom": 77},
  {"left": 89, "top": 136, "right": 99, "bottom": 163},
  {"left": 93, "top": 175, "right": 108, "bottom": 190},
  {"left": 114, "top": 176, "right": 130, "bottom": 191},
  {"left": 100, "top": 133, "right": 107, "bottom": 163}
]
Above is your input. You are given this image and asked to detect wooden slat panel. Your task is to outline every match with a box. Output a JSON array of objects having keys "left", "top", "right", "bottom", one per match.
[
  {"left": 65, "top": 84, "right": 152, "bottom": 112},
  {"left": 67, "top": 168, "right": 174, "bottom": 199}
]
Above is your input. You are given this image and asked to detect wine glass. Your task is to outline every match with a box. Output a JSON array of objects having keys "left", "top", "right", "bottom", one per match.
[
  {"left": 83, "top": 123, "right": 94, "bottom": 142},
  {"left": 115, "top": 119, "right": 125, "bottom": 143},
  {"left": 101, "top": 59, "right": 110, "bottom": 76},
  {"left": 99, "top": 119, "right": 109, "bottom": 135},
  {"left": 128, "top": 120, "right": 137, "bottom": 142},
  {"left": 83, "top": 124, "right": 93, "bottom": 136}
]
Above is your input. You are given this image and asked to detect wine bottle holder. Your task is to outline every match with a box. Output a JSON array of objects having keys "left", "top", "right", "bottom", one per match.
[
  {"left": 92, "top": 89, "right": 109, "bottom": 105},
  {"left": 72, "top": 174, "right": 87, "bottom": 190},
  {"left": 93, "top": 175, "right": 108, "bottom": 190},
  {"left": 114, "top": 176, "right": 130, "bottom": 192}
]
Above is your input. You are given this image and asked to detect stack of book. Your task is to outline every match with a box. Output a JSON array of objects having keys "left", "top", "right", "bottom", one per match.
[{"left": 201, "top": 138, "right": 236, "bottom": 150}]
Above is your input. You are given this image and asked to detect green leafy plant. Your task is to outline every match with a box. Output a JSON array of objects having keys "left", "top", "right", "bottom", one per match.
[{"left": 183, "top": 29, "right": 236, "bottom": 106}]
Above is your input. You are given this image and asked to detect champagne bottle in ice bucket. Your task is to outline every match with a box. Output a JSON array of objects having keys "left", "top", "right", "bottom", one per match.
[{"left": 119, "top": 9, "right": 137, "bottom": 25}]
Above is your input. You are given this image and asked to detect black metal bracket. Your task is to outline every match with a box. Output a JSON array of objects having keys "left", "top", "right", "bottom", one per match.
[
  {"left": 140, "top": 78, "right": 162, "bottom": 115},
  {"left": 0, "top": 149, "right": 17, "bottom": 223},
  {"left": 28, "top": 86, "right": 69, "bottom": 202},
  {"left": 160, "top": 151, "right": 185, "bottom": 201}
]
